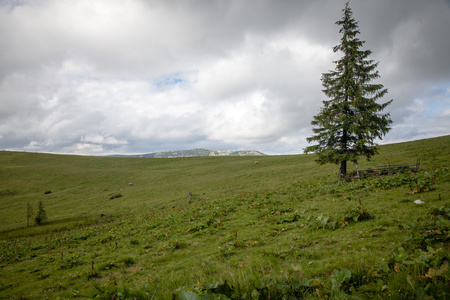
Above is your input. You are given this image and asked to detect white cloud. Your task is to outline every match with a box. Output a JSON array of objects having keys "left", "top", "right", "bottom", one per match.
[
  {"left": 443, "top": 107, "right": 450, "bottom": 117},
  {"left": 80, "top": 134, "right": 128, "bottom": 145},
  {"left": 24, "top": 139, "right": 54, "bottom": 150},
  {"left": 66, "top": 143, "right": 105, "bottom": 155},
  {"left": 0, "top": 0, "right": 449, "bottom": 155},
  {"left": 205, "top": 91, "right": 276, "bottom": 142}
]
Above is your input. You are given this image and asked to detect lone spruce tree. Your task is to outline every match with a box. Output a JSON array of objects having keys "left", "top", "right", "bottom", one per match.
[
  {"left": 35, "top": 201, "right": 47, "bottom": 225},
  {"left": 304, "top": 1, "right": 393, "bottom": 180}
]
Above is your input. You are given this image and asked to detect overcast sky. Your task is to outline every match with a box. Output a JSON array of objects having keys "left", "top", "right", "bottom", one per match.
[{"left": 1, "top": 0, "right": 449, "bottom": 155}]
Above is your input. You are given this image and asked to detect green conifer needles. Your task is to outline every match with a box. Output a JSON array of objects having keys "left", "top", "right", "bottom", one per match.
[
  {"left": 305, "top": 2, "right": 393, "bottom": 179},
  {"left": 35, "top": 201, "right": 47, "bottom": 225}
]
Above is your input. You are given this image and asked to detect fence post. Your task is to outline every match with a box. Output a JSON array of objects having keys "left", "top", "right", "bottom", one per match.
[{"left": 356, "top": 165, "right": 360, "bottom": 181}]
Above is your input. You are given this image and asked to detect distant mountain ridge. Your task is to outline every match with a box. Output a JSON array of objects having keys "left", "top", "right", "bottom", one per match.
[{"left": 111, "top": 149, "right": 265, "bottom": 158}]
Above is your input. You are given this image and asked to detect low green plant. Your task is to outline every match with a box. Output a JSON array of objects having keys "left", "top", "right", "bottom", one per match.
[
  {"left": 342, "top": 205, "right": 374, "bottom": 223},
  {"left": 59, "top": 253, "right": 81, "bottom": 269},
  {"left": 316, "top": 214, "right": 338, "bottom": 230},
  {"left": 171, "top": 240, "right": 188, "bottom": 251},
  {"left": 315, "top": 206, "right": 374, "bottom": 230},
  {"left": 116, "top": 256, "right": 135, "bottom": 267},
  {"left": 327, "top": 268, "right": 352, "bottom": 298},
  {"left": 429, "top": 205, "right": 449, "bottom": 220}
]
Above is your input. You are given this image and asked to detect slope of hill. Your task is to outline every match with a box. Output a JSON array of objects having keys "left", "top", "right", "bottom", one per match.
[
  {"left": 0, "top": 135, "right": 448, "bottom": 235},
  {"left": 111, "top": 148, "right": 265, "bottom": 158},
  {"left": 0, "top": 136, "right": 448, "bottom": 299}
]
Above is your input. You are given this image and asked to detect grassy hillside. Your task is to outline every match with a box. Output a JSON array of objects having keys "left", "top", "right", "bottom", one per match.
[
  {"left": 1, "top": 136, "right": 448, "bottom": 236},
  {"left": 0, "top": 136, "right": 449, "bottom": 299},
  {"left": 0, "top": 151, "right": 329, "bottom": 236}
]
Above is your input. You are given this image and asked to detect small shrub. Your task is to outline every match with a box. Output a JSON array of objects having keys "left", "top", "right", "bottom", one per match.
[
  {"left": 409, "top": 171, "right": 434, "bottom": 193},
  {"left": 130, "top": 239, "right": 140, "bottom": 246},
  {"left": 316, "top": 214, "right": 338, "bottom": 230},
  {"left": 116, "top": 256, "right": 135, "bottom": 267},
  {"left": 430, "top": 206, "right": 450, "bottom": 220},
  {"left": 44, "top": 190, "right": 52, "bottom": 194},
  {"left": 315, "top": 206, "right": 374, "bottom": 230},
  {"left": 186, "top": 224, "right": 206, "bottom": 233},
  {"left": 35, "top": 201, "right": 47, "bottom": 225},
  {"left": 171, "top": 240, "right": 188, "bottom": 251},
  {"left": 98, "top": 262, "right": 118, "bottom": 271},
  {"left": 328, "top": 268, "right": 352, "bottom": 298},
  {"left": 0, "top": 189, "right": 18, "bottom": 196},
  {"left": 342, "top": 205, "right": 374, "bottom": 223},
  {"left": 59, "top": 254, "right": 81, "bottom": 269},
  {"left": 402, "top": 214, "right": 449, "bottom": 251},
  {"left": 110, "top": 193, "right": 122, "bottom": 200}
]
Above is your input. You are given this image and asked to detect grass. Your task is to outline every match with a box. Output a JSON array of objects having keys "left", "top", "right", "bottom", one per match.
[
  {"left": 0, "top": 148, "right": 337, "bottom": 236},
  {"left": 0, "top": 135, "right": 449, "bottom": 299}
]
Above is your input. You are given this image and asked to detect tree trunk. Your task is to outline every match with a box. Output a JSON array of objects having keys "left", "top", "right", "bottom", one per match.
[
  {"left": 339, "top": 160, "right": 347, "bottom": 181},
  {"left": 340, "top": 124, "right": 348, "bottom": 181}
]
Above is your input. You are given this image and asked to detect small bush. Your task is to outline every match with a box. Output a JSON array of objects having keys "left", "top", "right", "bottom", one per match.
[
  {"left": 316, "top": 214, "right": 338, "bottom": 230},
  {"left": 0, "top": 189, "right": 18, "bottom": 196},
  {"left": 35, "top": 201, "right": 47, "bottom": 225},
  {"left": 130, "top": 239, "right": 140, "bottom": 246},
  {"left": 116, "top": 256, "right": 135, "bottom": 267},
  {"left": 98, "top": 262, "right": 118, "bottom": 271},
  {"left": 430, "top": 206, "right": 450, "bottom": 220},
  {"left": 110, "top": 193, "right": 122, "bottom": 200},
  {"left": 171, "top": 240, "right": 188, "bottom": 251},
  {"left": 342, "top": 205, "right": 374, "bottom": 223}
]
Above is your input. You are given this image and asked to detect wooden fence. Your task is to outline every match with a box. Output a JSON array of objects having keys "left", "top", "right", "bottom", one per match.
[{"left": 355, "top": 158, "right": 420, "bottom": 181}]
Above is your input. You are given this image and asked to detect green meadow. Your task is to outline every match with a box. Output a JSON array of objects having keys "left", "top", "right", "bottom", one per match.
[{"left": 0, "top": 136, "right": 449, "bottom": 299}]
